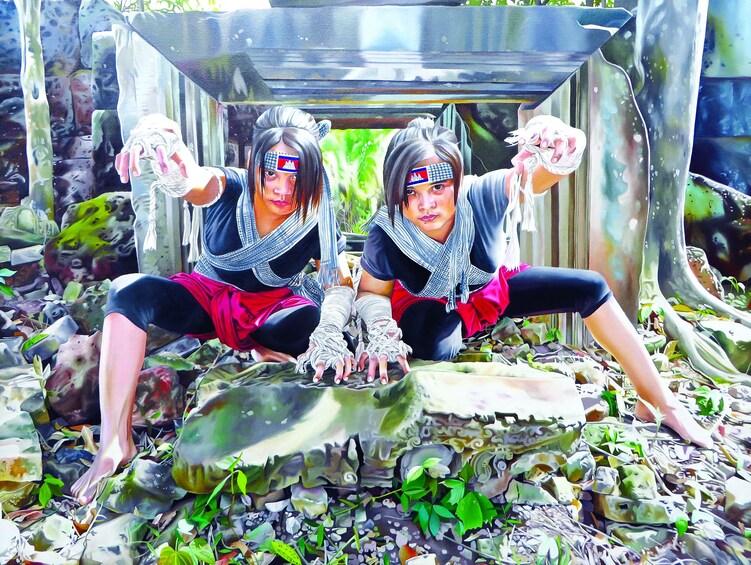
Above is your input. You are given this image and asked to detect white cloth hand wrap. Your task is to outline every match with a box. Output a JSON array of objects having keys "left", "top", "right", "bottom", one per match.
[
  {"left": 498, "top": 115, "right": 586, "bottom": 269},
  {"left": 355, "top": 294, "right": 412, "bottom": 362},
  {"left": 504, "top": 115, "right": 586, "bottom": 176},
  {"left": 296, "top": 285, "right": 355, "bottom": 373}
]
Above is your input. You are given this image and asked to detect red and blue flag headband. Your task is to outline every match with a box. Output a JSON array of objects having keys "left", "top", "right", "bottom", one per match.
[
  {"left": 264, "top": 151, "right": 299, "bottom": 173},
  {"left": 406, "top": 162, "right": 454, "bottom": 187}
]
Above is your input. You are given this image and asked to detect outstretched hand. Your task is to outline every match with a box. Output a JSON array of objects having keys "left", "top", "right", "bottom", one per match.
[
  {"left": 511, "top": 119, "right": 581, "bottom": 175},
  {"left": 115, "top": 114, "right": 188, "bottom": 183}
]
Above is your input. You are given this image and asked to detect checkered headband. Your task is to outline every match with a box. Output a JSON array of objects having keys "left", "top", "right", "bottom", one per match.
[
  {"left": 264, "top": 151, "right": 299, "bottom": 173},
  {"left": 406, "top": 162, "right": 453, "bottom": 187}
]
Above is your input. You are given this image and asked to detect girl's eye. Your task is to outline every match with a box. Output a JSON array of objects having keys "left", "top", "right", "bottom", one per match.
[
  {"left": 265, "top": 170, "right": 276, "bottom": 178},
  {"left": 405, "top": 189, "right": 415, "bottom": 197},
  {"left": 432, "top": 184, "right": 443, "bottom": 191}
]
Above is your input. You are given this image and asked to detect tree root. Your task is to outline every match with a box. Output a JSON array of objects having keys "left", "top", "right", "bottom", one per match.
[{"left": 661, "top": 301, "right": 750, "bottom": 386}]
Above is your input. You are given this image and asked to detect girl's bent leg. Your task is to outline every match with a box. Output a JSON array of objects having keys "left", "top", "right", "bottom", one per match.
[
  {"left": 251, "top": 304, "right": 321, "bottom": 358},
  {"left": 71, "top": 274, "right": 215, "bottom": 504},
  {"left": 71, "top": 313, "right": 146, "bottom": 504},
  {"left": 400, "top": 300, "right": 464, "bottom": 361},
  {"left": 584, "top": 297, "right": 713, "bottom": 448}
]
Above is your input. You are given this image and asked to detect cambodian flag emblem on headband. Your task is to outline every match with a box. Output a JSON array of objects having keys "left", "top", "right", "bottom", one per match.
[
  {"left": 407, "top": 167, "right": 430, "bottom": 186},
  {"left": 264, "top": 151, "right": 299, "bottom": 173},
  {"left": 406, "top": 162, "right": 453, "bottom": 187}
]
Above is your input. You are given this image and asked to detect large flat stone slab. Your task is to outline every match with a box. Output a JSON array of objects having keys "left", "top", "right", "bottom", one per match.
[{"left": 173, "top": 362, "right": 584, "bottom": 494}]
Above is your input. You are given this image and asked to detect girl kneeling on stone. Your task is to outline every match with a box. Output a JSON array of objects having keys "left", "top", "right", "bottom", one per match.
[
  {"left": 72, "top": 107, "right": 355, "bottom": 504},
  {"left": 354, "top": 116, "right": 712, "bottom": 449}
]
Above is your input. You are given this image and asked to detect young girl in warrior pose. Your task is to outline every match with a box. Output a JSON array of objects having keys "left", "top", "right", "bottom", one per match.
[
  {"left": 354, "top": 116, "right": 713, "bottom": 449},
  {"left": 72, "top": 107, "right": 356, "bottom": 503}
]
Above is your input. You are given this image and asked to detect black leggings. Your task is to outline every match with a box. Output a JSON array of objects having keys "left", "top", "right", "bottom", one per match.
[
  {"left": 399, "top": 266, "right": 612, "bottom": 361},
  {"left": 105, "top": 274, "right": 320, "bottom": 357}
]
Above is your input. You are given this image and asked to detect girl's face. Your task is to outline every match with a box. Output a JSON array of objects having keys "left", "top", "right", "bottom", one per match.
[
  {"left": 400, "top": 154, "right": 456, "bottom": 243},
  {"left": 255, "top": 141, "right": 300, "bottom": 221}
]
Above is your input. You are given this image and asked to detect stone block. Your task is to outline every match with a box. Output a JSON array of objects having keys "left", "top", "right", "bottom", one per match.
[
  {"left": 92, "top": 32, "right": 119, "bottom": 110},
  {"left": 700, "top": 320, "right": 751, "bottom": 376},
  {"left": 619, "top": 464, "right": 659, "bottom": 500},
  {"left": 53, "top": 159, "right": 96, "bottom": 223},
  {"left": 593, "top": 493, "right": 686, "bottom": 525},
  {"left": 725, "top": 476, "right": 751, "bottom": 526},
  {"left": 10, "top": 245, "right": 43, "bottom": 267},
  {"left": 44, "top": 192, "right": 136, "bottom": 284},
  {"left": 0, "top": 366, "right": 48, "bottom": 425},
  {"left": 505, "top": 480, "right": 558, "bottom": 506},
  {"left": 70, "top": 70, "right": 93, "bottom": 133},
  {"left": 22, "top": 315, "right": 78, "bottom": 362},
  {"left": 0, "top": 409, "right": 42, "bottom": 483},
  {"left": 173, "top": 361, "right": 584, "bottom": 495},
  {"left": 132, "top": 366, "right": 185, "bottom": 428},
  {"left": 102, "top": 459, "right": 186, "bottom": 520},
  {"left": 46, "top": 74, "right": 74, "bottom": 139},
  {"left": 75, "top": 513, "right": 146, "bottom": 565},
  {"left": 91, "top": 109, "right": 124, "bottom": 196},
  {"left": 46, "top": 331, "right": 102, "bottom": 425},
  {"left": 520, "top": 322, "right": 549, "bottom": 345},
  {"left": 0, "top": 337, "right": 24, "bottom": 368},
  {"left": 593, "top": 466, "right": 620, "bottom": 495},
  {"left": 23, "top": 513, "right": 76, "bottom": 552},
  {"left": 79, "top": 0, "right": 126, "bottom": 69}
]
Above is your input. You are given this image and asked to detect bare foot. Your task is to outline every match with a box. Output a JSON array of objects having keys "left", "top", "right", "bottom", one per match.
[
  {"left": 250, "top": 344, "right": 295, "bottom": 364},
  {"left": 71, "top": 440, "right": 137, "bottom": 505},
  {"left": 635, "top": 399, "right": 714, "bottom": 449}
]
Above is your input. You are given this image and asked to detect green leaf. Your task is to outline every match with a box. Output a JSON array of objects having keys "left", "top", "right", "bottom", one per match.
[
  {"left": 38, "top": 482, "right": 52, "bottom": 508},
  {"left": 428, "top": 510, "right": 441, "bottom": 537},
  {"left": 268, "top": 540, "right": 302, "bottom": 565},
  {"left": 443, "top": 479, "right": 463, "bottom": 489},
  {"left": 384, "top": 552, "right": 390, "bottom": 565},
  {"left": 353, "top": 525, "right": 361, "bottom": 551},
  {"left": 21, "top": 333, "right": 48, "bottom": 353},
  {"left": 0, "top": 268, "right": 16, "bottom": 278},
  {"left": 316, "top": 524, "right": 324, "bottom": 548},
  {"left": 405, "top": 465, "right": 425, "bottom": 483},
  {"left": 0, "top": 283, "right": 14, "bottom": 297},
  {"left": 456, "top": 492, "right": 483, "bottom": 531},
  {"left": 432, "top": 504, "right": 454, "bottom": 519},
  {"left": 400, "top": 492, "right": 411, "bottom": 513},
  {"left": 417, "top": 504, "right": 430, "bottom": 534},
  {"left": 675, "top": 516, "right": 689, "bottom": 537},
  {"left": 158, "top": 546, "right": 199, "bottom": 565},
  {"left": 459, "top": 462, "right": 474, "bottom": 483},
  {"left": 188, "top": 538, "right": 215, "bottom": 563},
  {"left": 236, "top": 471, "right": 247, "bottom": 496},
  {"left": 421, "top": 457, "right": 442, "bottom": 469},
  {"left": 44, "top": 474, "right": 64, "bottom": 488}
]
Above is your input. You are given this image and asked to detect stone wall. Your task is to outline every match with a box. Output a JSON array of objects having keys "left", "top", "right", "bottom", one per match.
[{"left": 0, "top": 0, "right": 125, "bottom": 220}]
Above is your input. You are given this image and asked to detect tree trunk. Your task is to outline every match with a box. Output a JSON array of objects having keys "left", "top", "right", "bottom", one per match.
[
  {"left": 634, "top": 0, "right": 748, "bottom": 382},
  {"left": 14, "top": 0, "right": 54, "bottom": 219}
]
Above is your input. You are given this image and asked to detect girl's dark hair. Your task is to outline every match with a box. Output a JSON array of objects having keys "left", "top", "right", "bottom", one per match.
[
  {"left": 249, "top": 106, "right": 323, "bottom": 219},
  {"left": 383, "top": 118, "right": 463, "bottom": 222}
]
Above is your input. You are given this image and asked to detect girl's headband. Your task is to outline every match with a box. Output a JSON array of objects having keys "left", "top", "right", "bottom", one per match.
[
  {"left": 264, "top": 151, "right": 299, "bottom": 173},
  {"left": 406, "top": 161, "right": 453, "bottom": 187}
]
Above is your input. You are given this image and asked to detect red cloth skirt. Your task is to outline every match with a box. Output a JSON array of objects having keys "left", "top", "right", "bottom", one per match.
[
  {"left": 391, "top": 265, "right": 529, "bottom": 337},
  {"left": 170, "top": 271, "right": 315, "bottom": 351}
]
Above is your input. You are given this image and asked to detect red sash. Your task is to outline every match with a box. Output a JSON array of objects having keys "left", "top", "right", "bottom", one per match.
[
  {"left": 391, "top": 265, "right": 529, "bottom": 337},
  {"left": 170, "top": 271, "right": 315, "bottom": 351}
]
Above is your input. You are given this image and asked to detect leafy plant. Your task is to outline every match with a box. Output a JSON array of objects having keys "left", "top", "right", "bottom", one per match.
[
  {"left": 0, "top": 268, "right": 15, "bottom": 298},
  {"left": 675, "top": 515, "right": 689, "bottom": 538},
  {"left": 600, "top": 389, "right": 619, "bottom": 417},
  {"left": 400, "top": 459, "right": 503, "bottom": 538},
  {"left": 158, "top": 537, "right": 215, "bottom": 565},
  {"left": 320, "top": 129, "right": 395, "bottom": 233},
  {"left": 37, "top": 473, "right": 64, "bottom": 508},
  {"left": 694, "top": 385, "right": 724, "bottom": 416},
  {"left": 258, "top": 539, "right": 302, "bottom": 565},
  {"left": 545, "top": 327, "right": 563, "bottom": 342},
  {"left": 722, "top": 276, "right": 750, "bottom": 310},
  {"left": 582, "top": 423, "right": 644, "bottom": 461}
]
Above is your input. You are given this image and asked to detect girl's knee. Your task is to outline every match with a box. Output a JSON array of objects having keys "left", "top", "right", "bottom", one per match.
[{"left": 579, "top": 271, "right": 612, "bottom": 318}]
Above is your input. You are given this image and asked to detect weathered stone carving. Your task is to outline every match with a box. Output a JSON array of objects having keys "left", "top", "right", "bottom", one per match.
[{"left": 172, "top": 362, "right": 585, "bottom": 496}]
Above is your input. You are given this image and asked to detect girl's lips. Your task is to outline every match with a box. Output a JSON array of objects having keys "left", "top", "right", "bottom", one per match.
[
  {"left": 272, "top": 200, "right": 291, "bottom": 207},
  {"left": 419, "top": 214, "right": 437, "bottom": 222}
]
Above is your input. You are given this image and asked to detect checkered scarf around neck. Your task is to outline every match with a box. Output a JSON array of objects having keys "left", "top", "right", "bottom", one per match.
[
  {"left": 194, "top": 120, "right": 338, "bottom": 305},
  {"left": 372, "top": 184, "right": 494, "bottom": 312}
]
